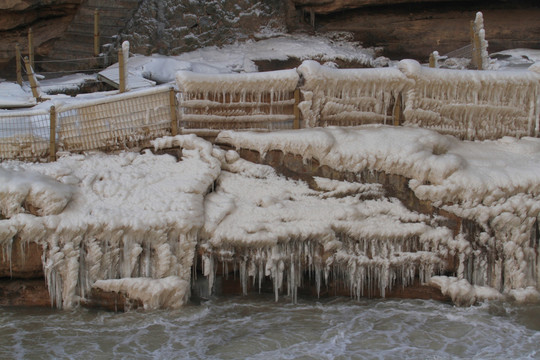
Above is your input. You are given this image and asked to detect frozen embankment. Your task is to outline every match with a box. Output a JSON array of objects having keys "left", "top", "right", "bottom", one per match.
[{"left": 1, "top": 126, "right": 539, "bottom": 309}]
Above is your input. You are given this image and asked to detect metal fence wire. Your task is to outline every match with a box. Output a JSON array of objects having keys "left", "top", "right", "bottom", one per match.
[
  {"left": 0, "top": 86, "right": 175, "bottom": 162},
  {"left": 57, "top": 87, "right": 173, "bottom": 153},
  {"left": 0, "top": 109, "right": 50, "bottom": 161}
]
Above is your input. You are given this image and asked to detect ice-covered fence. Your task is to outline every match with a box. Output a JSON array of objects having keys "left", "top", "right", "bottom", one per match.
[
  {"left": 0, "top": 108, "right": 50, "bottom": 161},
  {"left": 297, "top": 60, "right": 410, "bottom": 128},
  {"left": 56, "top": 85, "right": 176, "bottom": 153},
  {"left": 176, "top": 69, "right": 299, "bottom": 133},
  {"left": 399, "top": 60, "right": 540, "bottom": 140}
]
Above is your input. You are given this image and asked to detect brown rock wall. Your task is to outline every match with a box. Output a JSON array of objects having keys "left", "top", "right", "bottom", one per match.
[
  {"left": 0, "top": 0, "right": 81, "bottom": 78},
  {"left": 307, "top": 1, "right": 540, "bottom": 60},
  {"left": 0, "top": 239, "right": 43, "bottom": 279},
  {"left": 0, "top": 279, "right": 50, "bottom": 307}
]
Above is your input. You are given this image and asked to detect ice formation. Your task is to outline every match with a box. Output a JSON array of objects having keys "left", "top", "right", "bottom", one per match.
[
  {"left": 93, "top": 276, "right": 189, "bottom": 309},
  {"left": 399, "top": 59, "right": 540, "bottom": 140},
  {"left": 473, "top": 12, "right": 490, "bottom": 71},
  {"left": 0, "top": 134, "right": 220, "bottom": 309},
  {"left": 1, "top": 126, "right": 539, "bottom": 308},
  {"left": 177, "top": 69, "right": 299, "bottom": 131},
  {"left": 297, "top": 60, "right": 410, "bottom": 127},
  {"left": 199, "top": 153, "right": 457, "bottom": 302},
  {"left": 217, "top": 126, "right": 540, "bottom": 302}
]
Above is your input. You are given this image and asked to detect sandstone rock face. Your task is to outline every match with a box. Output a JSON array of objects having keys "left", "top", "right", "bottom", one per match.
[
  {"left": 293, "top": 0, "right": 540, "bottom": 60},
  {"left": 121, "top": 0, "right": 289, "bottom": 55},
  {"left": 0, "top": 279, "right": 50, "bottom": 307},
  {"left": 292, "top": 0, "right": 475, "bottom": 14},
  {"left": 0, "top": 239, "right": 44, "bottom": 279},
  {"left": 0, "top": 0, "right": 82, "bottom": 78}
]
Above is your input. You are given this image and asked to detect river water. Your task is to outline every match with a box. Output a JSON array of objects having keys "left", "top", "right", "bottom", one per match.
[{"left": 1, "top": 295, "right": 539, "bottom": 359}]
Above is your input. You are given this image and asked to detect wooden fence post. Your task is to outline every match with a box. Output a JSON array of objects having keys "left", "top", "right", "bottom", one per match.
[
  {"left": 94, "top": 9, "right": 100, "bottom": 57},
  {"left": 28, "top": 27, "right": 34, "bottom": 69},
  {"left": 15, "top": 44, "right": 22, "bottom": 86},
  {"left": 473, "top": 31, "right": 483, "bottom": 70},
  {"left": 49, "top": 106, "right": 57, "bottom": 162},
  {"left": 429, "top": 53, "right": 436, "bottom": 68},
  {"left": 169, "top": 87, "right": 178, "bottom": 136},
  {"left": 118, "top": 49, "right": 126, "bottom": 93},
  {"left": 293, "top": 88, "right": 300, "bottom": 129},
  {"left": 23, "top": 57, "right": 39, "bottom": 99}
]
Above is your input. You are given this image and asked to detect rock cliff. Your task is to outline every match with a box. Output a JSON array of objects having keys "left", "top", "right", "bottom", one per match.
[
  {"left": 0, "top": 0, "right": 82, "bottom": 76},
  {"left": 1, "top": 0, "right": 539, "bottom": 78}
]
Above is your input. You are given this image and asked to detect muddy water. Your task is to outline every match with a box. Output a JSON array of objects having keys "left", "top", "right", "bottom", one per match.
[{"left": 1, "top": 295, "right": 539, "bottom": 359}]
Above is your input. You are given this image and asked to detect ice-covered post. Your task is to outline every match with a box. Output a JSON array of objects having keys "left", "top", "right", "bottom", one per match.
[
  {"left": 28, "top": 27, "right": 34, "bottom": 69},
  {"left": 15, "top": 43, "right": 22, "bottom": 86},
  {"left": 118, "top": 41, "right": 129, "bottom": 92},
  {"left": 429, "top": 52, "right": 436, "bottom": 68},
  {"left": 94, "top": 9, "right": 100, "bottom": 57},
  {"left": 471, "top": 12, "right": 489, "bottom": 70},
  {"left": 23, "top": 56, "right": 39, "bottom": 99},
  {"left": 49, "top": 106, "right": 57, "bottom": 162},
  {"left": 169, "top": 87, "right": 178, "bottom": 136}
]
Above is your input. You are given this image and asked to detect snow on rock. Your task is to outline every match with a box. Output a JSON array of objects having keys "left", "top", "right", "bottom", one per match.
[
  {"left": 93, "top": 276, "right": 190, "bottom": 310},
  {"left": 0, "top": 167, "right": 74, "bottom": 218},
  {"left": 216, "top": 126, "right": 540, "bottom": 297},
  {"left": 200, "top": 147, "right": 457, "bottom": 302},
  {"left": 0, "top": 82, "right": 36, "bottom": 109},
  {"left": 0, "top": 135, "right": 221, "bottom": 309},
  {"left": 430, "top": 276, "right": 503, "bottom": 306}
]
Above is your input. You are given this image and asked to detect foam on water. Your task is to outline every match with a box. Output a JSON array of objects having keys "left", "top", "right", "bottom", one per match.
[{"left": 1, "top": 297, "right": 539, "bottom": 359}]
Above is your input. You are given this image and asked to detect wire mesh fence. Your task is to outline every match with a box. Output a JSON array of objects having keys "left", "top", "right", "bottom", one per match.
[
  {"left": 57, "top": 86, "right": 174, "bottom": 153},
  {"left": 0, "top": 86, "right": 176, "bottom": 162},
  {"left": 0, "top": 109, "right": 50, "bottom": 161}
]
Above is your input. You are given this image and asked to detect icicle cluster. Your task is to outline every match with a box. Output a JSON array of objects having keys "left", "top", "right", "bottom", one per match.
[
  {"left": 399, "top": 59, "right": 540, "bottom": 140},
  {"left": 297, "top": 60, "right": 410, "bottom": 127}
]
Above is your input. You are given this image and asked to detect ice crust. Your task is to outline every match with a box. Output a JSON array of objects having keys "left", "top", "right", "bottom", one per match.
[
  {"left": 0, "top": 135, "right": 220, "bottom": 309},
  {"left": 1, "top": 127, "right": 539, "bottom": 308},
  {"left": 93, "top": 276, "right": 189, "bottom": 309},
  {"left": 217, "top": 126, "right": 540, "bottom": 301}
]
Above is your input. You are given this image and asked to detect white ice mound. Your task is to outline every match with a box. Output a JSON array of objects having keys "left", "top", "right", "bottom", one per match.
[
  {"left": 0, "top": 167, "right": 74, "bottom": 218},
  {"left": 93, "top": 276, "right": 189, "bottom": 309},
  {"left": 430, "top": 276, "right": 503, "bottom": 306}
]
